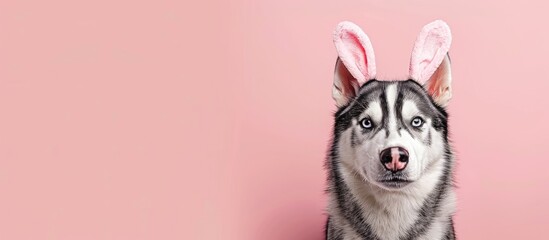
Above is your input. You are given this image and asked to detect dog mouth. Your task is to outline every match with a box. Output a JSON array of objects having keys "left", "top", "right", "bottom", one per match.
[{"left": 378, "top": 177, "right": 412, "bottom": 188}]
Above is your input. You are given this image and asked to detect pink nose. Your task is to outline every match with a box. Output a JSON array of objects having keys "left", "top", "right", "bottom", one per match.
[{"left": 380, "top": 147, "right": 409, "bottom": 173}]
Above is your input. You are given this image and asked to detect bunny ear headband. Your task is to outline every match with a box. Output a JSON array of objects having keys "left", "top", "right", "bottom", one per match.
[{"left": 332, "top": 20, "right": 453, "bottom": 107}]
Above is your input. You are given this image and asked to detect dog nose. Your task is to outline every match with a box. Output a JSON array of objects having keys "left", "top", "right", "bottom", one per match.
[{"left": 380, "top": 147, "right": 409, "bottom": 173}]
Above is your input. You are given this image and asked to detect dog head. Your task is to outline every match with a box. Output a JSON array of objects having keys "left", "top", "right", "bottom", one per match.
[{"left": 331, "top": 20, "right": 452, "bottom": 190}]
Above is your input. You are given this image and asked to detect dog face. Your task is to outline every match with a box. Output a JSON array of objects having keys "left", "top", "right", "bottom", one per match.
[{"left": 331, "top": 21, "right": 452, "bottom": 190}]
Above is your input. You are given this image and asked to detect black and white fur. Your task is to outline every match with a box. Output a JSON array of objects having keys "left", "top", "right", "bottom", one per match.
[{"left": 325, "top": 21, "right": 456, "bottom": 240}]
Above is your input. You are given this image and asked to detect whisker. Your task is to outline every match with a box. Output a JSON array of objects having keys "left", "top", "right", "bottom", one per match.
[{"left": 348, "top": 96, "right": 368, "bottom": 112}]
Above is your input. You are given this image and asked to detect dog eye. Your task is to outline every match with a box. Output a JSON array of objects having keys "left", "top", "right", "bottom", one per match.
[
  {"left": 360, "top": 118, "right": 373, "bottom": 129},
  {"left": 411, "top": 117, "right": 424, "bottom": 127}
]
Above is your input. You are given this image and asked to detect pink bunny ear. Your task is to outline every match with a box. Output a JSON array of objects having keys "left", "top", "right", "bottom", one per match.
[
  {"left": 409, "top": 20, "right": 452, "bottom": 84},
  {"left": 332, "top": 21, "right": 376, "bottom": 107},
  {"left": 409, "top": 20, "right": 453, "bottom": 107},
  {"left": 333, "top": 21, "right": 376, "bottom": 83}
]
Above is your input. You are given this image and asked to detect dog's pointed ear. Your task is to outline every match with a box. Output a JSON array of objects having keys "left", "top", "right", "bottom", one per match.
[
  {"left": 409, "top": 20, "right": 453, "bottom": 107},
  {"left": 332, "top": 21, "right": 376, "bottom": 107}
]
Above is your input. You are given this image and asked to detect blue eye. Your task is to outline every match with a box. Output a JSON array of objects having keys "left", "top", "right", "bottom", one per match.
[
  {"left": 411, "top": 117, "right": 424, "bottom": 127},
  {"left": 360, "top": 118, "right": 373, "bottom": 129}
]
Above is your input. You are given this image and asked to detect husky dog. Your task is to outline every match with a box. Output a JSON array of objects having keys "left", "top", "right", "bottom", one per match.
[{"left": 325, "top": 20, "right": 456, "bottom": 240}]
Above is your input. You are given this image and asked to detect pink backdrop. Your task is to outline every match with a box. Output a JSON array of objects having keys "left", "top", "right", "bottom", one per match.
[{"left": 1, "top": 0, "right": 548, "bottom": 239}]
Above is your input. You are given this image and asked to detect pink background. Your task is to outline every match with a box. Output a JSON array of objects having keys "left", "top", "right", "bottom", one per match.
[{"left": 0, "top": 0, "right": 548, "bottom": 239}]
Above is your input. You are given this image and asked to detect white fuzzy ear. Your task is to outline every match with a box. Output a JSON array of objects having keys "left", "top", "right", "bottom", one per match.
[
  {"left": 425, "top": 54, "right": 452, "bottom": 107},
  {"left": 333, "top": 57, "right": 359, "bottom": 107},
  {"left": 409, "top": 20, "right": 453, "bottom": 107},
  {"left": 332, "top": 21, "right": 376, "bottom": 107}
]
